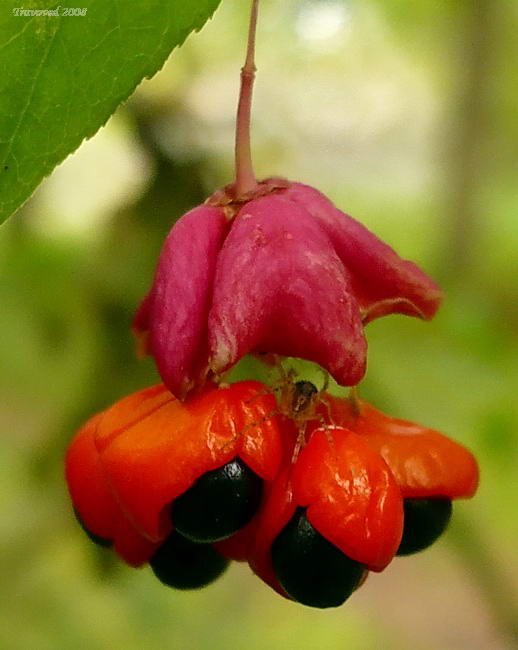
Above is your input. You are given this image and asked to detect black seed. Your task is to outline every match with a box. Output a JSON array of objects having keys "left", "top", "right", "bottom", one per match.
[
  {"left": 271, "top": 508, "right": 365, "bottom": 608},
  {"left": 150, "top": 532, "right": 229, "bottom": 590},
  {"left": 397, "top": 498, "right": 453, "bottom": 556},
  {"left": 171, "top": 458, "right": 263, "bottom": 543},
  {"left": 73, "top": 508, "right": 112, "bottom": 548}
]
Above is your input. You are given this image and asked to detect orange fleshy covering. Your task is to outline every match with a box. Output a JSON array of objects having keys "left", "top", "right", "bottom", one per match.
[
  {"left": 292, "top": 428, "right": 403, "bottom": 571},
  {"left": 215, "top": 414, "right": 298, "bottom": 567},
  {"left": 66, "top": 381, "right": 479, "bottom": 577},
  {"left": 216, "top": 416, "right": 298, "bottom": 596},
  {"left": 247, "top": 427, "right": 403, "bottom": 586},
  {"left": 247, "top": 467, "right": 295, "bottom": 598},
  {"left": 319, "top": 396, "right": 479, "bottom": 499},
  {"left": 239, "top": 393, "right": 478, "bottom": 588},
  {"left": 66, "top": 381, "right": 284, "bottom": 558},
  {"left": 214, "top": 518, "right": 258, "bottom": 563},
  {"left": 65, "top": 415, "right": 159, "bottom": 567}
]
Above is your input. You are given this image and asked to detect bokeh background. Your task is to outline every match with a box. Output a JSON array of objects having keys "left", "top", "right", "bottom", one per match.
[{"left": 1, "top": 0, "right": 517, "bottom": 648}]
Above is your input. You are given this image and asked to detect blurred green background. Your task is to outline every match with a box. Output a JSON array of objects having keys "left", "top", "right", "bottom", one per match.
[{"left": 1, "top": 0, "right": 517, "bottom": 648}]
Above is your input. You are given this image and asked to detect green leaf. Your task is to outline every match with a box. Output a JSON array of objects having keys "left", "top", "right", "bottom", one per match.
[{"left": 0, "top": 0, "right": 221, "bottom": 224}]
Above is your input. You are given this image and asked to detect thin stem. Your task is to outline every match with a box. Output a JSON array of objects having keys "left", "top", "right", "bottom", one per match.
[
  {"left": 234, "top": 0, "right": 260, "bottom": 197},
  {"left": 348, "top": 386, "right": 362, "bottom": 416}
]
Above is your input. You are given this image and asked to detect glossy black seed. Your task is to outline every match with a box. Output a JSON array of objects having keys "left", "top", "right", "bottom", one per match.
[
  {"left": 397, "top": 498, "right": 453, "bottom": 556},
  {"left": 150, "top": 532, "right": 229, "bottom": 590},
  {"left": 171, "top": 458, "right": 263, "bottom": 543},
  {"left": 73, "top": 508, "right": 112, "bottom": 548},
  {"left": 271, "top": 508, "right": 365, "bottom": 608}
]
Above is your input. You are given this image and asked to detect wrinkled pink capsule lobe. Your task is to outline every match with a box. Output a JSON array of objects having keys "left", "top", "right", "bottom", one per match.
[
  {"left": 283, "top": 183, "right": 443, "bottom": 323},
  {"left": 208, "top": 194, "right": 367, "bottom": 385},
  {"left": 134, "top": 205, "right": 229, "bottom": 399}
]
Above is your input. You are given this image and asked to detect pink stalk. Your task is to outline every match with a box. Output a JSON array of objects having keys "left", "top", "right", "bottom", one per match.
[{"left": 234, "top": 0, "right": 260, "bottom": 197}]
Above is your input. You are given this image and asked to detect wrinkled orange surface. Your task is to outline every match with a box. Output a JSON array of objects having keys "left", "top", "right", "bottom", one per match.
[
  {"left": 65, "top": 415, "right": 159, "bottom": 566},
  {"left": 319, "top": 396, "right": 479, "bottom": 499},
  {"left": 292, "top": 428, "right": 403, "bottom": 571},
  {"left": 248, "top": 426, "right": 403, "bottom": 596},
  {"left": 68, "top": 382, "right": 284, "bottom": 549},
  {"left": 248, "top": 467, "right": 295, "bottom": 598},
  {"left": 66, "top": 381, "right": 479, "bottom": 574}
]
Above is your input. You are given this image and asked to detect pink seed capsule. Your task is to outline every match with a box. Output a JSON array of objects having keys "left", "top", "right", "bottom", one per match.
[{"left": 134, "top": 178, "right": 442, "bottom": 400}]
